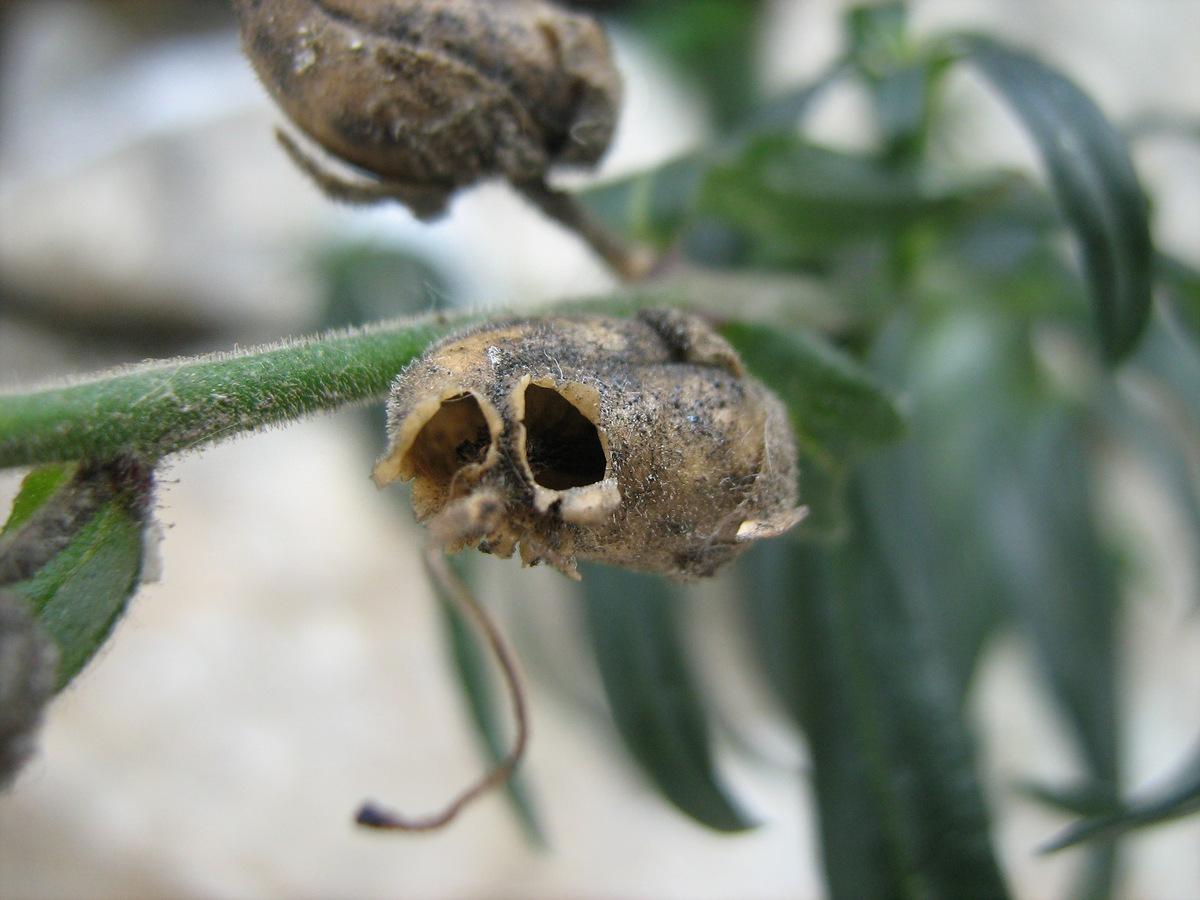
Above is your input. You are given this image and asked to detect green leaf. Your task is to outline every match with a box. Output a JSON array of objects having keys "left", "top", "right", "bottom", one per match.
[
  {"left": 695, "top": 135, "right": 1009, "bottom": 270},
  {"left": 743, "top": 539, "right": 898, "bottom": 899},
  {"left": 789, "top": 449, "right": 851, "bottom": 544},
  {"left": 719, "top": 320, "right": 907, "bottom": 461},
  {"left": 578, "top": 562, "right": 754, "bottom": 832},
  {"left": 316, "top": 242, "right": 448, "bottom": 329},
  {"left": 1105, "top": 374, "right": 1200, "bottom": 593},
  {"left": 877, "top": 309, "right": 1123, "bottom": 783},
  {"left": 739, "top": 64, "right": 847, "bottom": 139},
  {"left": 971, "top": 408, "right": 1123, "bottom": 897},
  {"left": 1, "top": 464, "right": 73, "bottom": 535},
  {"left": 0, "top": 457, "right": 152, "bottom": 689},
  {"left": 862, "top": 427, "right": 1121, "bottom": 895},
  {"left": 867, "top": 312, "right": 1123, "bottom": 896},
  {"left": 436, "top": 559, "right": 545, "bottom": 845},
  {"left": 857, "top": 438, "right": 1009, "bottom": 704},
  {"left": 844, "top": 1, "right": 944, "bottom": 161},
  {"left": 1134, "top": 314, "right": 1200, "bottom": 441},
  {"left": 846, "top": 1, "right": 909, "bottom": 70},
  {"left": 960, "top": 36, "right": 1153, "bottom": 363},
  {"left": 859, "top": 315, "right": 1032, "bottom": 701},
  {"left": 743, "top": 502, "right": 1009, "bottom": 899},
  {"left": 698, "top": 135, "right": 922, "bottom": 268},
  {"left": 1156, "top": 252, "right": 1200, "bottom": 346},
  {"left": 1131, "top": 317, "right": 1200, "bottom": 617},
  {"left": 928, "top": 181, "right": 1089, "bottom": 320},
  {"left": 581, "top": 153, "right": 708, "bottom": 248},
  {"left": 984, "top": 412, "right": 1122, "bottom": 785},
  {"left": 881, "top": 307, "right": 1122, "bottom": 786},
  {"left": 611, "top": 0, "right": 766, "bottom": 132},
  {"left": 1043, "top": 739, "right": 1200, "bottom": 852}
]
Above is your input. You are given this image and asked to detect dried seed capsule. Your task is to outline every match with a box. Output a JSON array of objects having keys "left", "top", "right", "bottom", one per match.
[
  {"left": 233, "top": 0, "right": 622, "bottom": 217},
  {"left": 375, "top": 311, "right": 805, "bottom": 580}
]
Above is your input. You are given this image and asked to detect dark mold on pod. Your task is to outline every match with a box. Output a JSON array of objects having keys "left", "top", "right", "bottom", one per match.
[
  {"left": 374, "top": 311, "right": 805, "bottom": 580},
  {"left": 232, "top": 0, "right": 622, "bottom": 218}
]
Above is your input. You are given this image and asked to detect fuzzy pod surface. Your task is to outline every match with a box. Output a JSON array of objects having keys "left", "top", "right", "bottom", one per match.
[
  {"left": 374, "top": 311, "right": 804, "bottom": 579},
  {"left": 233, "top": 0, "right": 621, "bottom": 217}
]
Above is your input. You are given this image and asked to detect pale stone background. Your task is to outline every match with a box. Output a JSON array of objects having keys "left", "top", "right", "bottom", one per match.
[{"left": 1, "top": 1, "right": 1199, "bottom": 897}]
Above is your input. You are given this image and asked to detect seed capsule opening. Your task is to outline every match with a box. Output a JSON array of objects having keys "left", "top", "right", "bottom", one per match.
[
  {"left": 407, "top": 393, "right": 494, "bottom": 481},
  {"left": 521, "top": 384, "right": 607, "bottom": 490}
]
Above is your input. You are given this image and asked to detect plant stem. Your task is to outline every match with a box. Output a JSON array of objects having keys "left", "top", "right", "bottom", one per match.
[
  {"left": 516, "top": 179, "right": 657, "bottom": 282},
  {"left": 0, "top": 315, "right": 470, "bottom": 469},
  {"left": 0, "top": 285, "right": 859, "bottom": 472}
]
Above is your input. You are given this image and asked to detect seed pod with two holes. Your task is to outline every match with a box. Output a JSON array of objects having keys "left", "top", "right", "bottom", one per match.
[
  {"left": 373, "top": 311, "right": 805, "bottom": 580},
  {"left": 232, "top": 0, "right": 622, "bottom": 218}
]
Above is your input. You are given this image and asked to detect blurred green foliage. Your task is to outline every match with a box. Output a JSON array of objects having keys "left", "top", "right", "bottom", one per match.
[
  {"left": 4, "top": 2, "right": 1199, "bottom": 897},
  {"left": 566, "top": 2, "right": 1195, "bottom": 898}
]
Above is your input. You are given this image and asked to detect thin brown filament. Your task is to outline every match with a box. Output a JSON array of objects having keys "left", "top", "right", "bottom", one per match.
[{"left": 355, "top": 547, "right": 529, "bottom": 831}]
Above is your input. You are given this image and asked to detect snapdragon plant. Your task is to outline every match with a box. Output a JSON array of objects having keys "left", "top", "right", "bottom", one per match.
[{"left": 4, "top": 2, "right": 1199, "bottom": 897}]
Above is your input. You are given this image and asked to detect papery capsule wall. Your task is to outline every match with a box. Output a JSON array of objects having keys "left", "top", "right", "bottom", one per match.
[
  {"left": 232, "top": 0, "right": 621, "bottom": 217},
  {"left": 375, "top": 311, "right": 804, "bottom": 579}
]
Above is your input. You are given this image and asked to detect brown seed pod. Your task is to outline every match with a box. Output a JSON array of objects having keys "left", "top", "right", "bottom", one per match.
[
  {"left": 232, "top": 0, "right": 622, "bottom": 218},
  {"left": 375, "top": 311, "right": 805, "bottom": 580}
]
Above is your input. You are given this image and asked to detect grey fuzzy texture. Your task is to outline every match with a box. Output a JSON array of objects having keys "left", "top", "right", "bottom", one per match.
[
  {"left": 0, "top": 591, "right": 58, "bottom": 790},
  {"left": 376, "top": 310, "right": 802, "bottom": 579},
  {"left": 233, "top": 0, "right": 621, "bottom": 217}
]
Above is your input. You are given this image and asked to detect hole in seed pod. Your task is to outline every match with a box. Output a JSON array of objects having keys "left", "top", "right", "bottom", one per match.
[
  {"left": 522, "top": 384, "right": 607, "bottom": 490},
  {"left": 407, "top": 393, "right": 493, "bottom": 481}
]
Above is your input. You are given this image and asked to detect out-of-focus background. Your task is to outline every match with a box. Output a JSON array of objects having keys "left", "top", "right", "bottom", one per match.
[{"left": 2, "top": 1, "right": 1198, "bottom": 897}]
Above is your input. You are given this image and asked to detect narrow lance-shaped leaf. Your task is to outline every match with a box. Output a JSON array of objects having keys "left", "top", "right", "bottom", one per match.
[
  {"left": 743, "top": 538, "right": 901, "bottom": 899},
  {"left": 695, "top": 134, "right": 1024, "bottom": 271},
  {"left": 959, "top": 35, "right": 1153, "bottom": 363},
  {"left": 870, "top": 314, "right": 1122, "bottom": 896},
  {"left": 578, "top": 562, "right": 754, "bottom": 832},
  {"left": 983, "top": 411, "right": 1122, "bottom": 786},
  {"left": 719, "top": 320, "right": 906, "bottom": 461},
  {"left": 578, "top": 55, "right": 843, "bottom": 250},
  {"left": 1155, "top": 253, "right": 1200, "bottom": 348},
  {"left": 1133, "top": 316, "right": 1200, "bottom": 505},
  {"left": 978, "top": 410, "right": 1123, "bottom": 899},
  {"left": 720, "top": 320, "right": 906, "bottom": 541},
  {"left": 696, "top": 135, "right": 927, "bottom": 268},
  {"left": 1107, "top": 367, "right": 1200, "bottom": 600},
  {"left": 0, "top": 456, "right": 154, "bottom": 689},
  {"left": 580, "top": 153, "right": 708, "bottom": 248},
  {"left": 1043, "top": 738, "right": 1200, "bottom": 852},
  {"left": 857, "top": 438, "right": 1009, "bottom": 707},
  {"left": 845, "top": 0, "right": 943, "bottom": 161},
  {"left": 743, "top": 488, "right": 1009, "bottom": 899}
]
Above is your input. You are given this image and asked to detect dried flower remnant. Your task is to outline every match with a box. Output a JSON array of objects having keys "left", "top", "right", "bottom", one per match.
[
  {"left": 375, "top": 311, "right": 806, "bottom": 580},
  {"left": 357, "top": 312, "right": 802, "bottom": 833},
  {"left": 232, "top": 0, "right": 621, "bottom": 217},
  {"left": 0, "top": 591, "right": 58, "bottom": 789}
]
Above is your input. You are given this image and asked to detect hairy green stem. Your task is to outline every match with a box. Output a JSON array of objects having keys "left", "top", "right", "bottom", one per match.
[
  {"left": 0, "top": 315, "right": 471, "bottom": 469},
  {"left": 0, "top": 282, "right": 855, "bottom": 472}
]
